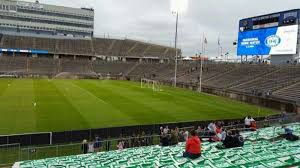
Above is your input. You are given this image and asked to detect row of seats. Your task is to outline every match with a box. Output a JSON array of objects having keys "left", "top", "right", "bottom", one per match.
[
  {"left": 14, "top": 123, "right": 300, "bottom": 168},
  {"left": 0, "top": 35, "right": 179, "bottom": 58}
]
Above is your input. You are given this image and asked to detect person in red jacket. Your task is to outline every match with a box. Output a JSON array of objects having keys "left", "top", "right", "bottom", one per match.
[
  {"left": 250, "top": 120, "right": 257, "bottom": 131},
  {"left": 183, "top": 130, "right": 201, "bottom": 159}
]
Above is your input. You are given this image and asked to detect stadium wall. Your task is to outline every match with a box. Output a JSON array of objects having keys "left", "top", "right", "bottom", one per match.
[
  {"left": 158, "top": 80, "right": 298, "bottom": 114},
  {"left": 0, "top": 117, "right": 269, "bottom": 146}
]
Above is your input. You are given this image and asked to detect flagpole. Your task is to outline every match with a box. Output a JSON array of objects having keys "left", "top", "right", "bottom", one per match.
[
  {"left": 198, "top": 56, "right": 203, "bottom": 93},
  {"left": 217, "top": 34, "right": 220, "bottom": 59},
  {"left": 201, "top": 32, "right": 204, "bottom": 55},
  {"left": 199, "top": 33, "right": 205, "bottom": 93}
]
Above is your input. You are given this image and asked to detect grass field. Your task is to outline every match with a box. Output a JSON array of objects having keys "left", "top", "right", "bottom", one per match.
[{"left": 0, "top": 79, "right": 276, "bottom": 135}]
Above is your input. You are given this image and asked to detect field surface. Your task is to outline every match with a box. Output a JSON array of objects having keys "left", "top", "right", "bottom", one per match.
[{"left": 0, "top": 79, "right": 276, "bottom": 135}]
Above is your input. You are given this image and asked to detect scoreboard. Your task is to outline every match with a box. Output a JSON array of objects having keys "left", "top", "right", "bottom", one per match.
[{"left": 237, "top": 9, "right": 299, "bottom": 56}]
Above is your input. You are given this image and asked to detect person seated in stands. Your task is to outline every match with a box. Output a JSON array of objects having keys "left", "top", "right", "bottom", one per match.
[
  {"left": 183, "top": 130, "right": 201, "bottom": 159},
  {"left": 217, "top": 130, "right": 234, "bottom": 149},
  {"left": 163, "top": 126, "right": 169, "bottom": 134},
  {"left": 233, "top": 130, "right": 244, "bottom": 147},
  {"left": 183, "top": 129, "right": 189, "bottom": 142},
  {"left": 282, "top": 126, "right": 299, "bottom": 141},
  {"left": 244, "top": 116, "right": 251, "bottom": 129},
  {"left": 170, "top": 127, "right": 179, "bottom": 145},
  {"left": 196, "top": 126, "right": 204, "bottom": 136},
  {"left": 178, "top": 130, "right": 185, "bottom": 142},
  {"left": 160, "top": 132, "right": 170, "bottom": 146},
  {"left": 250, "top": 120, "right": 257, "bottom": 131},
  {"left": 217, "top": 129, "right": 244, "bottom": 149},
  {"left": 94, "top": 135, "right": 102, "bottom": 152},
  {"left": 221, "top": 128, "right": 227, "bottom": 142},
  {"left": 81, "top": 139, "right": 88, "bottom": 154},
  {"left": 160, "top": 127, "right": 164, "bottom": 135},
  {"left": 117, "top": 139, "right": 125, "bottom": 150},
  {"left": 209, "top": 126, "right": 222, "bottom": 142},
  {"left": 208, "top": 122, "right": 216, "bottom": 135}
]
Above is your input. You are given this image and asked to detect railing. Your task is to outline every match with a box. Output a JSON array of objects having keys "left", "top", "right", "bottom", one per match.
[
  {"left": 0, "top": 143, "right": 20, "bottom": 166},
  {"left": 1, "top": 116, "right": 298, "bottom": 167}
]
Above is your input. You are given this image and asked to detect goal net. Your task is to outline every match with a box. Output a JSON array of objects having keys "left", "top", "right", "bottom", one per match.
[{"left": 141, "top": 78, "right": 161, "bottom": 91}]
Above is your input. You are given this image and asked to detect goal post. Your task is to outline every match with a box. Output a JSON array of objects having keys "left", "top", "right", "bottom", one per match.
[{"left": 140, "top": 78, "right": 161, "bottom": 91}]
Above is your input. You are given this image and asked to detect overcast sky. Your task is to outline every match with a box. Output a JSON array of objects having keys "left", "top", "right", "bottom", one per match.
[{"left": 25, "top": 0, "right": 299, "bottom": 58}]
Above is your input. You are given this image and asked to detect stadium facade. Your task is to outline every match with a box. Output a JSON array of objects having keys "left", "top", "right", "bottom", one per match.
[
  {"left": 0, "top": 0, "right": 94, "bottom": 38},
  {"left": 237, "top": 9, "right": 300, "bottom": 64}
]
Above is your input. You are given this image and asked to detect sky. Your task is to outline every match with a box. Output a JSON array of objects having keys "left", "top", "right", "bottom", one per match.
[{"left": 25, "top": 0, "right": 299, "bottom": 58}]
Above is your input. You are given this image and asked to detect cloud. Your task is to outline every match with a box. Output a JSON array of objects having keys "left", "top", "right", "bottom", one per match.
[{"left": 24, "top": 0, "right": 299, "bottom": 58}]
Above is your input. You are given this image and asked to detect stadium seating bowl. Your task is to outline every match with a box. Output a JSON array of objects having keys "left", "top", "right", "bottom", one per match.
[{"left": 14, "top": 123, "right": 300, "bottom": 168}]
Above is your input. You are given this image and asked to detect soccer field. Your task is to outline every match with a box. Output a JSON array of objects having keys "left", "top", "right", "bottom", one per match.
[{"left": 0, "top": 79, "right": 276, "bottom": 135}]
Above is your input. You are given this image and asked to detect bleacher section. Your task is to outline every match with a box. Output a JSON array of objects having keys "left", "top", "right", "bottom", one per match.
[
  {"left": 273, "top": 82, "right": 300, "bottom": 101},
  {"left": 60, "top": 59, "right": 94, "bottom": 75},
  {"left": 0, "top": 56, "right": 27, "bottom": 73},
  {"left": 144, "top": 45, "right": 168, "bottom": 58},
  {"left": 2, "top": 35, "right": 35, "bottom": 50},
  {"left": 93, "top": 61, "right": 135, "bottom": 76},
  {"left": 93, "top": 38, "right": 111, "bottom": 56},
  {"left": 204, "top": 64, "right": 277, "bottom": 89},
  {"left": 56, "top": 39, "right": 92, "bottom": 55},
  {"left": 231, "top": 65, "right": 300, "bottom": 93},
  {"left": 14, "top": 123, "right": 300, "bottom": 168},
  {"left": 0, "top": 35, "right": 178, "bottom": 59},
  {"left": 35, "top": 38, "right": 56, "bottom": 53},
  {"left": 28, "top": 58, "right": 58, "bottom": 75}
]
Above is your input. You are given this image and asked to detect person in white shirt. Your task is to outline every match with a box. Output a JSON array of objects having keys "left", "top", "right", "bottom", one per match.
[
  {"left": 88, "top": 142, "right": 94, "bottom": 153},
  {"left": 244, "top": 116, "right": 251, "bottom": 128},
  {"left": 208, "top": 122, "right": 216, "bottom": 134},
  {"left": 183, "top": 130, "right": 189, "bottom": 141},
  {"left": 117, "top": 140, "right": 124, "bottom": 150}
]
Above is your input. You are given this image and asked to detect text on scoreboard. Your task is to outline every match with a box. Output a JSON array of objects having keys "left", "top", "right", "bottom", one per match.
[{"left": 237, "top": 25, "right": 298, "bottom": 55}]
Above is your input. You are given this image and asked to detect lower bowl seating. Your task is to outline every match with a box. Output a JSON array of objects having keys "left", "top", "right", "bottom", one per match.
[{"left": 14, "top": 123, "right": 300, "bottom": 168}]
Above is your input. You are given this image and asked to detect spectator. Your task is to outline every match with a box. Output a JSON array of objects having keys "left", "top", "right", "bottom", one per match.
[
  {"left": 221, "top": 128, "right": 227, "bottom": 141},
  {"left": 280, "top": 111, "right": 287, "bottom": 123},
  {"left": 178, "top": 130, "right": 185, "bottom": 142},
  {"left": 183, "top": 130, "right": 201, "bottom": 159},
  {"left": 208, "top": 122, "right": 216, "bottom": 134},
  {"left": 94, "top": 135, "right": 102, "bottom": 152},
  {"left": 163, "top": 126, "right": 169, "bottom": 134},
  {"left": 217, "top": 129, "right": 244, "bottom": 149},
  {"left": 160, "top": 127, "right": 164, "bottom": 135},
  {"left": 183, "top": 129, "right": 189, "bottom": 142},
  {"left": 195, "top": 126, "right": 203, "bottom": 135},
  {"left": 160, "top": 132, "right": 170, "bottom": 146},
  {"left": 105, "top": 138, "right": 111, "bottom": 151},
  {"left": 88, "top": 141, "right": 94, "bottom": 153},
  {"left": 117, "top": 139, "right": 125, "bottom": 150},
  {"left": 282, "top": 126, "right": 299, "bottom": 141},
  {"left": 250, "top": 120, "right": 257, "bottom": 131},
  {"left": 209, "top": 126, "right": 222, "bottom": 142},
  {"left": 219, "top": 130, "right": 234, "bottom": 149},
  {"left": 81, "top": 139, "right": 88, "bottom": 154},
  {"left": 233, "top": 130, "right": 244, "bottom": 147},
  {"left": 170, "top": 127, "right": 179, "bottom": 145},
  {"left": 244, "top": 116, "right": 251, "bottom": 129}
]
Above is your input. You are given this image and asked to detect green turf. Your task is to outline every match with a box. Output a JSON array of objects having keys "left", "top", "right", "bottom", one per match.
[{"left": 0, "top": 79, "right": 276, "bottom": 135}]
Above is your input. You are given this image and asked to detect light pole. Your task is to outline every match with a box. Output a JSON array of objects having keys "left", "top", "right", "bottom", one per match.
[
  {"left": 174, "top": 12, "right": 179, "bottom": 87},
  {"left": 170, "top": 0, "right": 188, "bottom": 87}
]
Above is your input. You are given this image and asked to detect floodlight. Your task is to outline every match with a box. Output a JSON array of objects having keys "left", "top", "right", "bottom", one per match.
[{"left": 170, "top": 0, "right": 188, "bottom": 14}]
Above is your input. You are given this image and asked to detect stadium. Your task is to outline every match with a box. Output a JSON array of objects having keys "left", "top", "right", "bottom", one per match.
[{"left": 0, "top": 0, "right": 299, "bottom": 167}]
